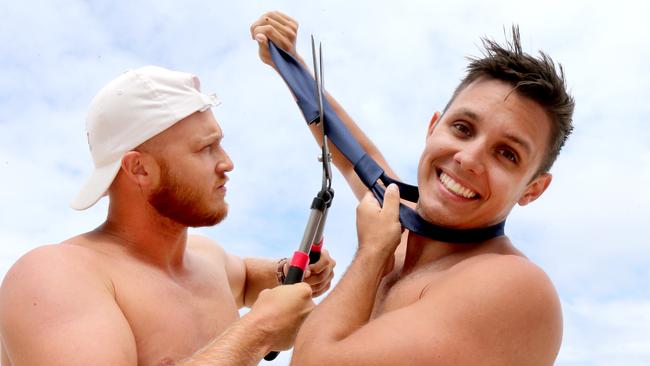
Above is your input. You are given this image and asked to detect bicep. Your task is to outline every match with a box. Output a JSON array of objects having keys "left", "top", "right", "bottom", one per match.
[
  {"left": 224, "top": 252, "right": 246, "bottom": 307},
  {"left": 294, "top": 256, "right": 560, "bottom": 366},
  {"left": 0, "top": 251, "right": 137, "bottom": 366},
  {"left": 189, "top": 235, "right": 246, "bottom": 307},
  {"left": 295, "top": 297, "right": 473, "bottom": 366}
]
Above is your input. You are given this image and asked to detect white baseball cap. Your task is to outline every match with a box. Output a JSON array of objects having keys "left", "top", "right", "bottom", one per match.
[{"left": 71, "top": 65, "right": 220, "bottom": 210}]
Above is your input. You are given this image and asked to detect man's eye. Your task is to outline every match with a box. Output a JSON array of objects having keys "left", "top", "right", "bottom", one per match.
[
  {"left": 452, "top": 123, "right": 472, "bottom": 136},
  {"left": 498, "top": 148, "right": 519, "bottom": 163}
]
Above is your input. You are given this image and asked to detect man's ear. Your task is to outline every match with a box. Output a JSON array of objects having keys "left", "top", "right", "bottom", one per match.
[
  {"left": 518, "top": 173, "right": 552, "bottom": 206},
  {"left": 120, "top": 151, "right": 157, "bottom": 188},
  {"left": 427, "top": 111, "right": 441, "bottom": 137}
]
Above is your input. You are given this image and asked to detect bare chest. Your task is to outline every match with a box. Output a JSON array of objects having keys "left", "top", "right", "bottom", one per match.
[
  {"left": 371, "top": 261, "right": 452, "bottom": 318},
  {"left": 111, "top": 263, "right": 239, "bottom": 365}
]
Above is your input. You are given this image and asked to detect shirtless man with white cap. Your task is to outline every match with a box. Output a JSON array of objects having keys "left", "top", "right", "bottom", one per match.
[{"left": 0, "top": 66, "right": 335, "bottom": 365}]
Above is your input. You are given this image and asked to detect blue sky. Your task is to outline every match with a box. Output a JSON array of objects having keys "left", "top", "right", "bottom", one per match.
[{"left": 1, "top": 0, "right": 649, "bottom": 365}]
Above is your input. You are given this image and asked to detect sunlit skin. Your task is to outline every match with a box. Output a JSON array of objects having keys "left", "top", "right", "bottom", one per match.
[
  {"left": 144, "top": 110, "right": 233, "bottom": 228},
  {"left": 416, "top": 77, "right": 552, "bottom": 229},
  {"left": 252, "top": 11, "right": 563, "bottom": 366},
  {"left": 0, "top": 107, "right": 335, "bottom": 366},
  {"left": 96, "top": 109, "right": 235, "bottom": 269}
]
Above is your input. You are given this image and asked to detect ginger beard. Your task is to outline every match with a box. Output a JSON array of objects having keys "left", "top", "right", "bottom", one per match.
[{"left": 148, "top": 158, "right": 228, "bottom": 227}]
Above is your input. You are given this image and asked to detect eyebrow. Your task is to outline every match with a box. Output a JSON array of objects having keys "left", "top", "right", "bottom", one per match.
[
  {"left": 455, "top": 108, "right": 482, "bottom": 123},
  {"left": 194, "top": 132, "right": 223, "bottom": 146},
  {"left": 503, "top": 133, "right": 531, "bottom": 156},
  {"left": 454, "top": 107, "right": 532, "bottom": 155}
]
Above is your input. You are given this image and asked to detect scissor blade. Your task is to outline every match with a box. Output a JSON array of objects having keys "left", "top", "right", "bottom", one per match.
[{"left": 318, "top": 42, "right": 325, "bottom": 127}]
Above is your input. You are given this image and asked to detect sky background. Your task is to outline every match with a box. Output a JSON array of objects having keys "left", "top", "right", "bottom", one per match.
[{"left": 1, "top": 0, "right": 649, "bottom": 365}]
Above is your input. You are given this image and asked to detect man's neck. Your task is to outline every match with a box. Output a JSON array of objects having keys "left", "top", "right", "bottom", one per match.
[
  {"left": 96, "top": 202, "right": 189, "bottom": 272},
  {"left": 400, "top": 231, "right": 514, "bottom": 277},
  {"left": 400, "top": 232, "right": 458, "bottom": 275}
]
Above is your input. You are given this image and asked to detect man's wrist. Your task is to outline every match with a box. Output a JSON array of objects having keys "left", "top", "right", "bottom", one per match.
[
  {"left": 353, "top": 248, "right": 391, "bottom": 277},
  {"left": 355, "top": 245, "right": 391, "bottom": 263},
  {"left": 237, "top": 312, "right": 275, "bottom": 356},
  {"left": 276, "top": 258, "right": 288, "bottom": 285}
]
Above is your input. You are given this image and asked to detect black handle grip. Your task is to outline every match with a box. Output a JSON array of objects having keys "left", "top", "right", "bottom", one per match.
[
  {"left": 284, "top": 265, "right": 305, "bottom": 285},
  {"left": 309, "top": 250, "right": 321, "bottom": 264},
  {"left": 264, "top": 351, "right": 279, "bottom": 361},
  {"left": 264, "top": 265, "right": 306, "bottom": 361}
]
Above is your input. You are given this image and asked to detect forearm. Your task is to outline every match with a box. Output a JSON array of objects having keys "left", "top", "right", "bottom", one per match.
[
  {"left": 286, "top": 51, "right": 398, "bottom": 200},
  {"left": 293, "top": 250, "right": 384, "bottom": 352},
  {"left": 242, "top": 258, "right": 279, "bottom": 307},
  {"left": 255, "top": 15, "right": 398, "bottom": 200},
  {"left": 178, "top": 313, "right": 271, "bottom": 366},
  {"left": 308, "top": 93, "right": 399, "bottom": 200}
]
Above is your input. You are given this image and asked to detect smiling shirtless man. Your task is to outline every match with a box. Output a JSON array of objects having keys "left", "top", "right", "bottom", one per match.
[
  {"left": 251, "top": 12, "right": 574, "bottom": 366},
  {"left": 0, "top": 65, "right": 335, "bottom": 365}
]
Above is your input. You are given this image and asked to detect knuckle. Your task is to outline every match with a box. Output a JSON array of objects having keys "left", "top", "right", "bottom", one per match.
[
  {"left": 300, "top": 284, "right": 313, "bottom": 297},
  {"left": 259, "top": 288, "right": 271, "bottom": 298},
  {"left": 310, "top": 272, "right": 324, "bottom": 282}
]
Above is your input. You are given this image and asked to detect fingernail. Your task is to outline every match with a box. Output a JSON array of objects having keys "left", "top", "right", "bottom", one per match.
[
  {"left": 388, "top": 183, "right": 398, "bottom": 192},
  {"left": 255, "top": 34, "right": 265, "bottom": 43}
]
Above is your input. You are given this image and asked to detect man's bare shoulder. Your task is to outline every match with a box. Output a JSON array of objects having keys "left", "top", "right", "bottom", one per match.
[
  {"left": 443, "top": 253, "right": 560, "bottom": 307},
  {"left": 0, "top": 242, "right": 137, "bottom": 365},
  {"left": 419, "top": 253, "right": 562, "bottom": 364},
  {"left": 436, "top": 253, "right": 562, "bottom": 323},
  {"left": 2, "top": 240, "right": 110, "bottom": 284},
  {"left": 0, "top": 241, "right": 114, "bottom": 306}
]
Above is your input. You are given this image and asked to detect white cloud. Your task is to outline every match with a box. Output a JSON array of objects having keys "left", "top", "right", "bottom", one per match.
[
  {"left": 1, "top": 1, "right": 649, "bottom": 365},
  {"left": 561, "top": 299, "right": 650, "bottom": 365}
]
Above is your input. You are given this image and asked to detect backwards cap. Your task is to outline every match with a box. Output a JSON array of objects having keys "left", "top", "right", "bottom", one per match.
[{"left": 71, "top": 65, "right": 220, "bottom": 210}]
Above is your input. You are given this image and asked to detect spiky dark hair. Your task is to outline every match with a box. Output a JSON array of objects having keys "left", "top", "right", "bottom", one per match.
[{"left": 444, "top": 26, "right": 574, "bottom": 175}]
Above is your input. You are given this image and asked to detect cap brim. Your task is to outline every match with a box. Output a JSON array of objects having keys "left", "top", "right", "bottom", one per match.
[{"left": 70, "top": 159, "right": 122, "bottom": 210}]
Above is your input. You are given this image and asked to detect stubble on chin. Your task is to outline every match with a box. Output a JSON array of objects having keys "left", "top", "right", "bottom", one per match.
[{"left": 148, "top": 160, "right": 229, "bottom": 227}]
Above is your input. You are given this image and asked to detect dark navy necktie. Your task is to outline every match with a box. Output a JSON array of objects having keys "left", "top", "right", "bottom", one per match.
[{"left": 268, "top": 41, "right": 505, "bottom": 243}]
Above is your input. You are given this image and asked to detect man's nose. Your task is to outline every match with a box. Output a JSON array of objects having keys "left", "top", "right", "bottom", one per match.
[
  {"left": 453, "top": 142, "right": 485, "bottom": 176},
  {"left": 216, "top": 149, "right": 234, "bottom": 173}
]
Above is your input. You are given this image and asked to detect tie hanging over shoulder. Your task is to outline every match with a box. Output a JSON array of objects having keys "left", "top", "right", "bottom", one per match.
[{"left": 268, "top": 41, "right": 505, "bottom": 243}]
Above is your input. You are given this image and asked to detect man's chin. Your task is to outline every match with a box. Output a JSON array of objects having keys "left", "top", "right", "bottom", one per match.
[
  {"left": 192, "top": 206, "right": 228, "bottom": 228},
  {"left": 415, "top": 203, "right": 459, "bottom": 228},
  {"left": 154, "top": 204, "right": 229, "bottom": 228}
]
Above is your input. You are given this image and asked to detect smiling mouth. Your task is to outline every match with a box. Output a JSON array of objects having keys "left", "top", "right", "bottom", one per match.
[{"left": 438, "top": 171, "right": 479, "bottom": 199}]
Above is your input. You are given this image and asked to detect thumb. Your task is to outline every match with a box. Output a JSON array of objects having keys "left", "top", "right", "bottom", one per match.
[
  {"left": 382, "top": 184, "right": 401, "bottom": 219},
  {"left": 255, "top": 33, "right": 268, "bottom": 44}
]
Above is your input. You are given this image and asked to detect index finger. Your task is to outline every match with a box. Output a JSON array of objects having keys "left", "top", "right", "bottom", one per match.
[
  {"left": 264, "top": 11, "right": 298, "bottom": 33},
  {"left": 308, "top": 249, "right": 333, "bottom": 274},
  {"left": 250, "top": 11, "right": 297, "bottom": 39}
]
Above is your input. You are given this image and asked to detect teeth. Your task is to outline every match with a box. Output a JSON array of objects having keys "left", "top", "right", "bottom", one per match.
[{"left": 440, "top": 172, "right": 477, "bottom": 199}]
